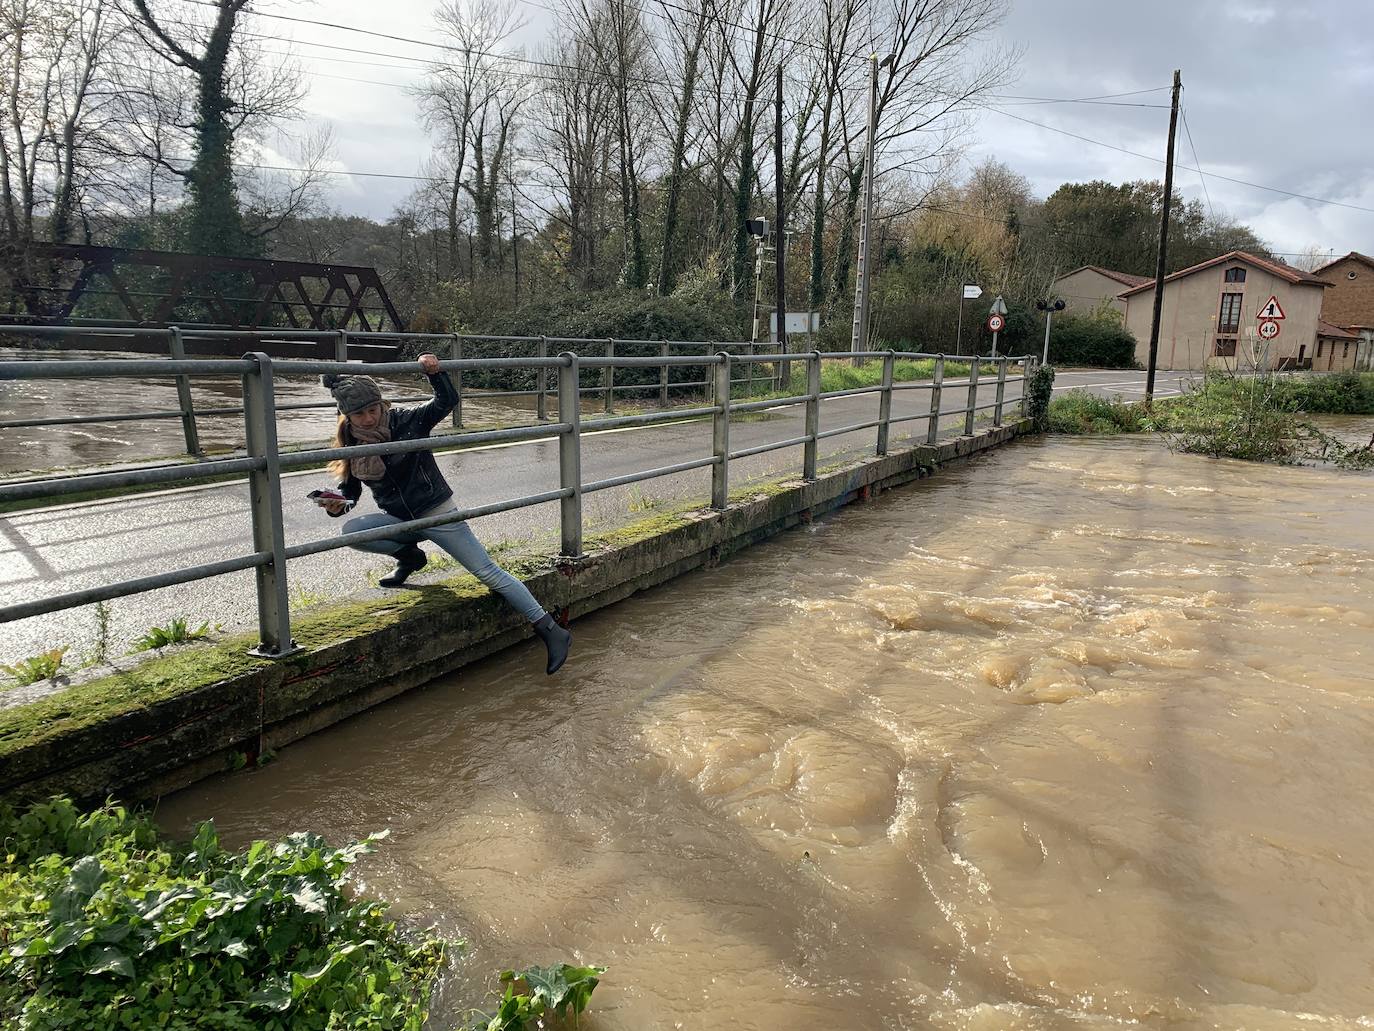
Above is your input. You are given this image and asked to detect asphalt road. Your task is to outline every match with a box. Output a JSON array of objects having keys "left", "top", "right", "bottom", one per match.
[{"left": 0, "top": 368, "right": 1193, "bottom": 659}]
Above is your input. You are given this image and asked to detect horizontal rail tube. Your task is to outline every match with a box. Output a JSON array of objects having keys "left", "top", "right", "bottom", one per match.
[
  {"left": 728, "top": 433, "right": 813, "bottom": 461},
  {"left": 581, "top": 455, "right": 719, "bottom": 494},
  {"left": 815, "top": 419, "right": 882, "bottom": 441},
  {"left": 577, "top": 355, "right": 723, "bottom": 368},
  {"left": 0, "top": 359, "right": 254, "bottom": 379},
  {"left": 283, "top": 489, "right": 573, "bottom": 560},
  {"left": 275, "top": 422, "right": 571, "bottom": 469},
  {"left": 275, "top": 357, "right": 570, "bottom": 376},
  {"left": 583, "top": 406, "right": 719, "bottom": 432},
  {"left": 818, "top": 384, "right": 883, "bottom": 401},
  {"left": 889, "top": 382, "right": 936, "bottom": 391},
  {"left": 0, "top": 552, "right": 270, "bottom": 624},
  {"left": 730, "top": 393, "right": 812, "bottom": 414},
  {"left": 0, "top": 456, "right": 267, "bottom": 502}
]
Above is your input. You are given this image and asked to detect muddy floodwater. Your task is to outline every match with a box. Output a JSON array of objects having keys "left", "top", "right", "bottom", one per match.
[{"left": 159, "top": 432, "right": 1374, "bottom": 1030}]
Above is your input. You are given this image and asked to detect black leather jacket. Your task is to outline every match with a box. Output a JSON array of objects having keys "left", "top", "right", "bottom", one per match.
[{"left": 332, "top": 372, "right": 460, "bottom": 520}]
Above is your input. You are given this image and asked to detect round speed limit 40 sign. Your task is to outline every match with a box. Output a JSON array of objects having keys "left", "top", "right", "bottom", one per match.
[
  {"left": 987, "top": 314, "right": 1005, "bottom": 332},
  {"left": 1257, "top": 319, "right": 1280, "bottom": 340}
]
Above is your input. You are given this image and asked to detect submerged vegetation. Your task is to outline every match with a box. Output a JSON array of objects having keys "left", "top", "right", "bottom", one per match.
[
  {"left": 0, "top": 798, "right": 604, "bottom": 1031},
  {"left": 1046, "top": 371, "right": 1374, "bottom": 469}
]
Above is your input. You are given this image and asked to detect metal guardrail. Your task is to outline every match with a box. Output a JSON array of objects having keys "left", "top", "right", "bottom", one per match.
[
  {"left": 0, "top": 332, "right": 1036, "bottom": 658},
  {"left": 0, "top": 326, "right": 816, "bottom": 447}
]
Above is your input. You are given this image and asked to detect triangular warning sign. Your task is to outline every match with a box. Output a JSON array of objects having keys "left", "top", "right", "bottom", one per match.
[{"left": 1256, "top": 295, "right": 1285, "bottom": 320}]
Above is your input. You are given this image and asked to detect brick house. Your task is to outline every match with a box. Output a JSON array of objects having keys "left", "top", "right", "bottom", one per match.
[
  {"left": 1312, "top": 252, "right": 1374, "bottom": 370},
  {"left": 1117, "top": 251, "right": 1333, "bottom": 371},
  {"left": 1051, "top": 265, "right": 1151, "bottom": 314}
]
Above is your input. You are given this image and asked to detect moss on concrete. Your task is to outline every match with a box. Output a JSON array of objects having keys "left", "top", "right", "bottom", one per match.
[{"left": 0, "top": 636, "right": 268, "bottom": 759}]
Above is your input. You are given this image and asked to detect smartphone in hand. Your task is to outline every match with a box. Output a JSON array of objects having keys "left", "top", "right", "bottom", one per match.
[{"left": 308, "top": 488, "right": 355, "bottom": 512}]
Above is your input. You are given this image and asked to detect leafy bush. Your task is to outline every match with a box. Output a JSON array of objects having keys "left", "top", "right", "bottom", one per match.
[
  {"left": 1, "top": 647, "right": 68, "bottom": 687},
  {"left": 1047, "top": 389, "right": 1146, "bottom": 435},
  {"left": 460, "top": 964, "right": 605, "bottom": 1031},
  {"left": 1273, "top": 372, "right": 1374, "bottom": 415},
  {"left": 1158, "top": 374, "right": 1305, "bottom": 463},
  {"left": 1026, "top": 364, "right": 1056, "bottom": 432},
  {"left": 0, "top": 798, "right": 445, "bottom": 1030},
  {"left": 1047, "top": 309, "right": 1138, "bottom": 368}
]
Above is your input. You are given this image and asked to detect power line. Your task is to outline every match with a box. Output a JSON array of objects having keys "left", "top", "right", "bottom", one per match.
[
  {"left": 982, "top": 103, "right": 1374, "bottom": 216},
  {"left": 1179, "top": 105, "right": 1214, "bottom": 222}
]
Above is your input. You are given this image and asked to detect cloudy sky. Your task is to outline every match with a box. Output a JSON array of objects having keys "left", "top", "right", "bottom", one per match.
[{"left": 258, "top": 0, "right": 1374, "bottom": 259}]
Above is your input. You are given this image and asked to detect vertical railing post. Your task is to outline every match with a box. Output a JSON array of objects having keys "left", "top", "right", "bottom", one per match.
[
  {"left": 604, "top": 337, "right": 615, "bottom": 413},
  {"left": 706, "top": 341, "right": 716, "bottom": 404},
  {"left": 449, "top": 334, "right": 463, "bottom": 428},
  {"left": 964, "top": 355, "right": 981, "bottom": 435},
  {"left": 926, "top": 355, "right": 944, "bottom": 445},
  {"left": 242, "top": 353, "right": 298, "bottom": 658},
  {"left": 558, "top": 353, "right": 583, "bottom": 557},
  {"left": 166, "top": 326, "right": 201, "bottom": 457},
  {"left": 803, "top": 350, "right": 821, "bottom": 479},
  {"left": 711, "top": 353, "right": 731, "bottom": 509},
  {"left": 748, "top": 339, "right": 757, "bottom": 396},
  {"left": 335, "top": 330, "right": 349, "bottom": 362},
  {"left": 994, "top": 355, "right": 1009, "bottom": 427},
  {"left": 536, "top": 335, "right": 549, "bottom": 421},
  {"left": 659, "top": 339, "right": 670, "bottom": 407},
  {"left": 877, "top": 349, "right": 894, "bottom": 456},
  {"left": 1021, "top": 356, "right": 1037, "bottom": 418}
]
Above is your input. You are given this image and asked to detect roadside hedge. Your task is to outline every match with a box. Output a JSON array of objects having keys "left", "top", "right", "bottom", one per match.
[{"left": 1047, "top": 311, "right": 1139, "bottom": 368}]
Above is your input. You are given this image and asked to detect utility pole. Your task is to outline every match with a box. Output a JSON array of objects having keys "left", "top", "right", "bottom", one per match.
[
  {"left": 775, "top": 65, "right": 787, "bottom": 367},
  {"left": 1145, "top": 69, "right": 1182, "bottom": 404},
  {"left": 850, "top": 53, "right": 893, "bottom": 364}
]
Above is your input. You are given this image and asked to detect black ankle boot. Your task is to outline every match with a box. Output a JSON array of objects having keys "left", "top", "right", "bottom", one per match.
[
  {"left": 532, "top": 612, "right": 572, "bottom": 675},
  {"left": 378, "top": 544, "right": 427, "bottom": 588}
]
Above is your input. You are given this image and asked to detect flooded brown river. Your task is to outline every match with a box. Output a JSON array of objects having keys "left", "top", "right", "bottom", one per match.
[{"left": 158, "top": 432, "right": 1374, "bottom": 1030}]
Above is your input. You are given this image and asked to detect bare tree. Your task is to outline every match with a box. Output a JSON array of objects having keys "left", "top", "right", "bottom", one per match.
[
  {"left": 530, "top": 29, "right": 615, "bottom": 288},
  {"left": 0, "top": 0, "right": 122, "bottom": 313},
  {"left": 650, "top": 0, "right": 711, "bottom": 295},
  {"left": 829, "top": 0, "right": 1015, "bottom": 305},
  {"left": 417, "top": 0, "right": 528, "bottom": 277}
]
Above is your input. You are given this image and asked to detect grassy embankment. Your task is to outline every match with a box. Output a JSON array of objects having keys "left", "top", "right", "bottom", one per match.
[{"left": 1047, "top": 371, "right": 1374, "bottom": 468}]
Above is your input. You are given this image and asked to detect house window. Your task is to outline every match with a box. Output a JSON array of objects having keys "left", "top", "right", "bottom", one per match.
[
  {"left": 1317, "top": 341, "right": 1324, "bottom": 357},
  {"left": 1217, "top": 292, "right": 1243, "bottom": 333},
  {"left": 1344, "top": 343, "right": 1351, "bottom": 358},
  {"left": 1349, "top": 271, "right": 1359, "bottom": 280},
  {"left": 1224, "top": 267, "right": 1246, "bottom": 283},
  {"left": 1214, "top": 338, "right": 1237, "bottom": 357}
]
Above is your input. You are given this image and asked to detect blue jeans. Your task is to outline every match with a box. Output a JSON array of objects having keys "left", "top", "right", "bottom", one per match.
[{"left": 341, "top": 509, "right": 546, "bottom": 622}]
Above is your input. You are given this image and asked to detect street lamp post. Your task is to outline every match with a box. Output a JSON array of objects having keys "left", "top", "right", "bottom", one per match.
[{"left": 1035, "top": 297, "right": 1066, "bottom": 364}]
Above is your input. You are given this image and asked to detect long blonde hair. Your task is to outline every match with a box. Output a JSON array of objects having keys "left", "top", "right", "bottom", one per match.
[{"left": 327, "top": 413, "right": 352, "bottom": 481}]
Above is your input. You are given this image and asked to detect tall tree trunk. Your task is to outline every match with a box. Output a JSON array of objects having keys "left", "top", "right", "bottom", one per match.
[
  {"left": 656, "top": 5, "right": 708, "bottom": 296},
  {"left": 829, "top": 163, "right": 862, "bottom": 305},
  {"left": 184, "top": 11, "right": 250, "bottom": 255},
  {"left": 731, "top": 97, "right": 755, "bottom": 300}
]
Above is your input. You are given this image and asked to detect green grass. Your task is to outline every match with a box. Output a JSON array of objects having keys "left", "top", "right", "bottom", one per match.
[
  {"left": 1047, "top": 390, "right": 1149, "bottom": 435},
  {"left": 731, "top": 357, "right": 975, "bottom": 402}
]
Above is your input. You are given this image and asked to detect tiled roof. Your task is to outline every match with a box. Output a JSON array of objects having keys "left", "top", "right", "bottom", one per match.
[
  {"left": 1118, "top": 251, "right": 1333, "bottom": 297},
  {"left": 1058, "top": 265, "right": 1153, "bottom": 289},
  {"left": 1317, "top": 320, "right": 1358, "bottom": 339},
  {"left": 1313, "top": 251, "right": 1374, "bottom": 275}
]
